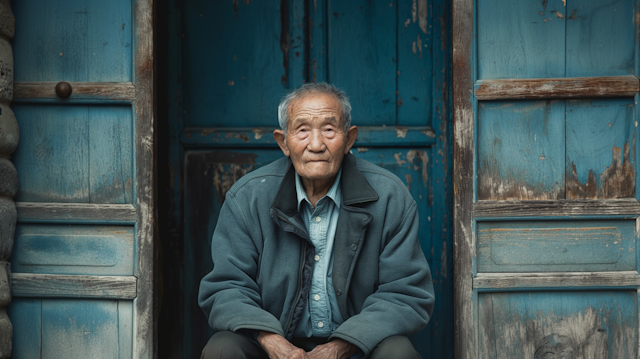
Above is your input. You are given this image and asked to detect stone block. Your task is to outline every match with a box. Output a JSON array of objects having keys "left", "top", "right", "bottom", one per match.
[
  {"left": 0, "top": 197, "right": 15, "bottom": 259},
  {"left": 0, "top": 38, "right": 11, "bottom": 102},
  {"left": 0, "top": 103, "right": 17, "bottom": 155},
  {"left": 0, "top": 0, "right": 14, "bottom": 40},
  {"left": 0, "top": 262, "right": 9, "bottom": 307},
  {"left": 0, "top": 158, "right": 16, "bottom": 198},
  {"left": 0, "top": 309, "right": 11, "bottom": 359}
]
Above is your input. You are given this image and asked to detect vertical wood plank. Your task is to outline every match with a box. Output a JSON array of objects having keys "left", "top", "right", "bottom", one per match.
[
  {"left": 7, "top": 299, "right": 42, "bottom": 358},
  {"left": 566, "top": 98, "right": 635, "bottom": 199},
  {"left": 397, "top": 0, "right": 433, "bottom": 127},
  {"left": 328, "top": 0, "right": 397, "bottom": 125},
  {"left": 118, "top": 300, "right": 133, "bottom": 359},
  {"left": 477, "top": 100, "right": 565, "bottom": 200},
  {"left": 133, "top": 0, "right": 154, "bottom": 358},
  {"left": 12, "top": 0, "right": 132, "bottom": 82},
  {"left": 565, "top": 0, "right": 635, "bottom": 77},
  {"left": 477, "top": 0, "right": 566, "bottom": 79},
  {"left": 452, "top": 0, "right": 475, "bottom": 357},
  {"left": 308, "top": 0, "right": 327, "bottom": 82},
  {"left": 88, "top": 107, "right": 134, "bottom": 204}
]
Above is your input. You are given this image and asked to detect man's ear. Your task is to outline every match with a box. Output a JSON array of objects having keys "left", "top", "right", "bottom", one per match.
[
  {"left": 274, "top": 129, "right": 290, "bottom": 157},
  {"left": 344, "top": 126, "right": 358, "bottom": 154}
]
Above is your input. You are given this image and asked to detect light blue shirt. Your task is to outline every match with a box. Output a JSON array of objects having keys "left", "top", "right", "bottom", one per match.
[{"left": 293, "top": 168, "right": 344, "bottom": 338}]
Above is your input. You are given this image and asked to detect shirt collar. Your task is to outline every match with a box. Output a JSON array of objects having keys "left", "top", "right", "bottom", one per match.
[{"left": 295, "top": 167, "right": 342, "bottom": 212}]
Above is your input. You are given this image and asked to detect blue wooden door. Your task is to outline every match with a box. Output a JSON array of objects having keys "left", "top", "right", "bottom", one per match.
[
  {"left": 454, "top": 0, "right": 640, "bottom": 357},
  {"left": 7, "top": 0, "right": 154, "bottom": 358},
  {"left": 163, "top": 0, "right": 452, "bottom": 357}
]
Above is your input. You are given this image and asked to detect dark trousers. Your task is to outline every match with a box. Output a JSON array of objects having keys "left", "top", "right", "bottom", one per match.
[{"left": 201, "top": 331, "right": 421, "bottom": 359}]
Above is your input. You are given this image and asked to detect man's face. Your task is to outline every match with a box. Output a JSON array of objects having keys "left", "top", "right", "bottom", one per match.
[{"left": 274, "top": 93, "right": 358, "bottom": 184}]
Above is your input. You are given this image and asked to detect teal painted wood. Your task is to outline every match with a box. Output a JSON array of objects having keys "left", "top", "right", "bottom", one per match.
[
  {"left": 12, "top": 225, "right": 134, "bottom": 275},
  {"left": 397, "top": 0, "right": 433, "bottom": 127},
  {"left": 328, "top": 0, "right": 396, "bottom": 126},
  {"left": 183, "top": 0, "right": 301, "bottom": 128},
  {"left": 566, "top": 98, "right": 635, "bottom": 199},
  {"left": 308, "top": 0, "right": 327, "bottom": 82},
  {"left": 118, "top": 301, "right": 133, "bottom": 359},
  {"left": 477, "top": 100, "right": 565, "bottom": 200},
  {"left": 477, "top": 220, "right": 636, "bottom": 273},
  {"left": 41, "top": 299, "right": 119, "bottom": 358},
  {"left": 477, "top": 0, "right": 566, "bottom": 79},
  {"left": 12, "top": 105, "right": 133, "bottom": 204},
  {"left": 12, "top": 0, "right": 132, "bottom": 82},
  {"left": 565, "top": 0, "right": 635, "bottom": 77},
  {"left": 7, "top": 299, "right": 42, "bottom": 358},
  {"left": 478, "top": 291, "right": 637, "bottom": 358}
]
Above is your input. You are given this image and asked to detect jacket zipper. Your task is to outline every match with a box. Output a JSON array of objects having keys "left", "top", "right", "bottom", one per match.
[{"left": 276, "top": 211, "right": 309, "bottom": 338}]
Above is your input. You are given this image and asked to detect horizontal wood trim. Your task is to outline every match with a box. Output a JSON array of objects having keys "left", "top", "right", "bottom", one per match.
[
  {"left": 180, "top": 126, "right": 436, "bottom": 147},
  {"left": 13, "top": 82, "right": 136, "bottom": 103},
  {"left": 474, "top": 75, "right": 639, "bottom": 100},
  {"left": 16, "top": 202, "right": 137, "bottom": 224},
  {"left": 11, "top": 273, "right": 137, "bottom": 299},
  {"left": 474, "top": 271, "right": 640, "bottom": 290},
  {"left": 473, "top": 199, "right": 640, "bottom": 219}
]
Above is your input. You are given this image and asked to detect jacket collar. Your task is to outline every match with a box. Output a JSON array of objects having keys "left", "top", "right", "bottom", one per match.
[{"left": 271, "top": 153, "right": 378, "bottom": 215}]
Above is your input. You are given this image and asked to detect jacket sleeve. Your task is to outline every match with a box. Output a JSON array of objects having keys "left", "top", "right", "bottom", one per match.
[
  {"left": 329, "top": 202, "right": 435, "bottom": 356},
  {"left": 198, "top": 192, "right": 285, "bottom": 336}
]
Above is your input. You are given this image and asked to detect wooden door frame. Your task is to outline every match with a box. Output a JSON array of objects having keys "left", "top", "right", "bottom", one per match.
[
  {"left": 133, "top": 0, "right": 156, "bottom": 357},
  {"left": 452, "top": 0, "right": 474, "bottom": 358}
]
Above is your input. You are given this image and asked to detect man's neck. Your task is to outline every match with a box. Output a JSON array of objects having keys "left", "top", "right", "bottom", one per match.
[{"left": 301, "top": 175, "right": 337, "bottom": 208}]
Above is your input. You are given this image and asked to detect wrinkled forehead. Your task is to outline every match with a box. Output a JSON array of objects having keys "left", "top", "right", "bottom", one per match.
[{"left": 287, "top": 92, "right": 343, "bottom": 123}]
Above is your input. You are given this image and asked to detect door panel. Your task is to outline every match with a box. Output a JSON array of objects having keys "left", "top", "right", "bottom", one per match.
[
  {"left": 9, "top": 0, "right": 153, "bottom": 357},
  {"left": 12, "top": 0, "right": 132, "bottom": 82}
]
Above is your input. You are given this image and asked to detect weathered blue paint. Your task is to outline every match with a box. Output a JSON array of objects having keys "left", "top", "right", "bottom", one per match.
[
  {"left": 12, "top": 225, "right": 134, "bottom": 276},
  {"left": 7, "top": 298, "right": 41, "bottom": 358},
  {"left": 12, "top": 0, "right": 132, "bottom": 82},
  {"left": 566, "top": 98, "right": 635, "bottom": 198},
  {"left": 12, "top": 105, "right": 134, "bottom": 204},
  {"left": 477, "top": 220, "right": 636, "bottom": 273},
  {"left": 478, "top": 100, "right": 565, "bottom": 200},
  {"left": 478, "top": 291, "right": 637, "bottom": 358},
  {"left": 565, "top": 0, "right": 635, "bottom": 77}
]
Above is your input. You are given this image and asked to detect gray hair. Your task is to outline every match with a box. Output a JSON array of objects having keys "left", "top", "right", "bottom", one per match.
[{"left": 277, "top": 82, "right": 352, "bottom": 134}]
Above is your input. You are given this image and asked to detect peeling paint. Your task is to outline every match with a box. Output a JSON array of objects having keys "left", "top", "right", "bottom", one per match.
[
  {"left": 418, "top": 0, "right": 428, "bottom": 34},
  {"left": 412, "top": 41, "right": 417, "bottom": 54},
  {"left": 405, "top": 174, "right": 412, "bottom": 190},
  {"left": 407, "top": 150, "right": 429, "bottom": 188},
  {"left": 404, "top": 18, "right": 410, "bottom": 28},
  {"left": 356, "top": 147, "right": 370, "bottom": 153},
  {"left": 395, "top": 126, "right": 409, "bottom": 138},
  {"left": 252, "top": 128, "right": 263, "bottom": 140},
  {"left": 567, "top": 140, "right": 635, "bottom": 199},
  {"left": 555, "top": 11, "right": 565, "bottom": 19},
  {"left": 417, "top": 34, "right": 423, "bottom": 58},
  {"left": 233, "top": 0, "right": 238, "bottom": 18},
  {"left": 394, "top": 153, "right": 407, "bottom": 166},
  {"left": 412, "top": 0, "right": 417, "bottom": 22}
]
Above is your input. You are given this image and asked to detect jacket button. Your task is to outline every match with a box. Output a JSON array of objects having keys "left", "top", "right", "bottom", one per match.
[
  {"left": 336, "top": 289, "right": 342, "bottom": 296},
  {"left": 350, "top": 244, "right": 357, "bottom": 251}
]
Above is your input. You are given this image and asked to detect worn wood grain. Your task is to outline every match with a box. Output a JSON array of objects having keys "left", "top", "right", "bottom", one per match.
[
  {"left": 452, "top": 0, "right": 474, "bottom": 358},
  {"left": 11, "top": 273, "right": 137, "bottom": 299},
  {"left": 474, "top": 75, "right": 639, "bottom": 101},
  {"left": 473, "top": 199, "right": 640, "bottom": 219},
  {"left": 133, "top": 0, "right": 155, "bottom": 357},
  {"left": 474, "top": 271, "right": 640, "bottom": 290},
  {"left": 16, "top": 202, "right": 137, "bottom": 224},
  {"left": 13, "top": 81, "right": 135, "bottom": 102}
]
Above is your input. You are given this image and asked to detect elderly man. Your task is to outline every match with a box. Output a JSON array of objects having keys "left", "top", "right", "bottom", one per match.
[{"left": 199, "top": 83, "right": 435, "bottom": 359}]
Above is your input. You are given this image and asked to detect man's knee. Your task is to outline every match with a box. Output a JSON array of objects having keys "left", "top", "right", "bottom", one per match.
[
  {"left": 370, "top": 335, "right": 421, "bottom": 359},
  {"left": 201, "top": 331, "right": 264, "bottom": 359}
]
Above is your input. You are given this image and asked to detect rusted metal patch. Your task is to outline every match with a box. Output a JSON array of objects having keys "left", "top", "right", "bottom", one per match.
[{"left": 567, "top": 140, "right": 635, "bottom": 199}]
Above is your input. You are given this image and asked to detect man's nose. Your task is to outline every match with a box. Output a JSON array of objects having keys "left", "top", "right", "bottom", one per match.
[{"left": 307, "top": 130, "right": 325, "bottom": 152}]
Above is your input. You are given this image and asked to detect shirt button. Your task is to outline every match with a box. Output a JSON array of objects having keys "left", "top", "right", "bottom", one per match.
[
  {"left": 314, "top": 255, "right": 320, "bottom": 261},
  {"left": 315, "top": 216, "right": 322, "bottom": 222},
  {"left": 314, "top": 294, "right": 320, "bottom": 301},
  {"left": 350, "top": 243, "right": 358, "bottom": 251},
  {"left": 317, "top": 321, "right": 324, "bottom": 328}
]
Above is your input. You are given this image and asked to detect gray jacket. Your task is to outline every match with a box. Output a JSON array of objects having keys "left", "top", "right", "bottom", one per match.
[{"left": 198, "top": 154, "right": 435, "bottom": 356}]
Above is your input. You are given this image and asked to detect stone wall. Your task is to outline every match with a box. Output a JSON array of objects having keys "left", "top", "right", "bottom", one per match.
[{"left": 0, "top": 0, "right": 16, "bottom": 357}]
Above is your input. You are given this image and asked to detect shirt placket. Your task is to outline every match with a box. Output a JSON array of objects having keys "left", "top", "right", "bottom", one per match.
[{"left": 309, "top": 199, "right": 331, "bottom": 336}]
